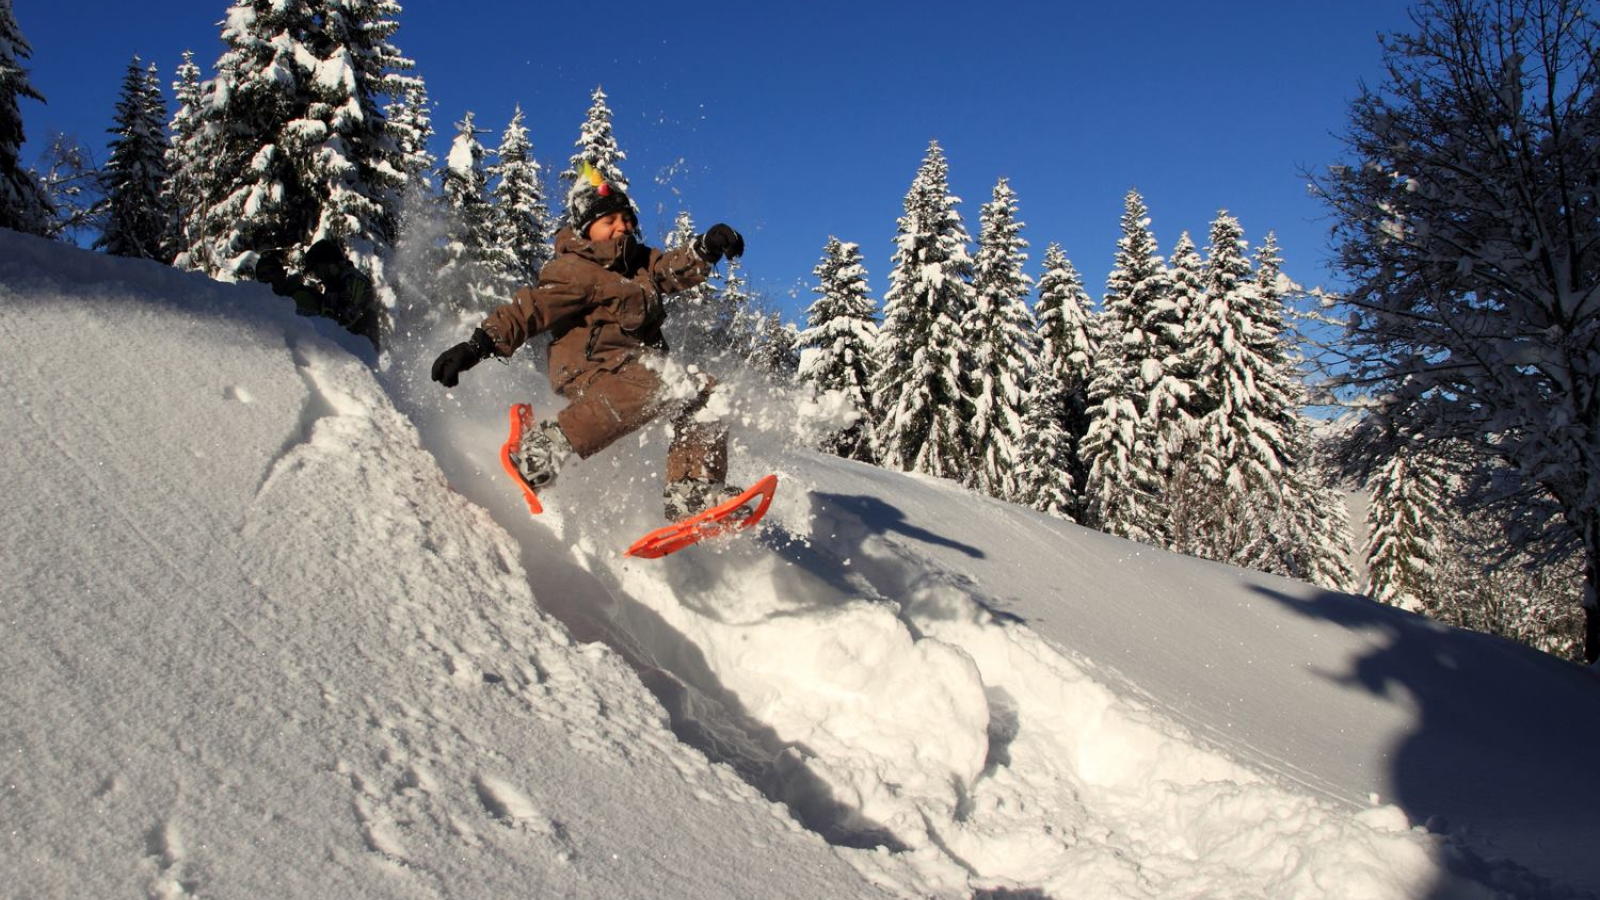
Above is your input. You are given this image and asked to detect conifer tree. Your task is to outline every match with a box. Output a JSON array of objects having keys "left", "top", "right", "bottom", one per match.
[
  {"left": 183, "top": 0, "right": 417, "bottom": 322},
  {"left": 1188, "top": 215, "right": 1289, "bottom": 558},
  {"left": 1016, "top": 363, "right": 1077, "bottom": 519},
  {"left": 0, "top": 0, "right": 51, "bottom": 235},
  {"left": 1027, "top": 242, "right": 1097, "bottom": 515},
  {"left": 97, "top": 58, "right": 172, "bottom": 261},
  {"left": 660, "top": 210, "right": 724, "bottom": 361},
  {"left": 560, "top": 85, "right": 628, "bottom": 197},
  {"left": 384, "top": 81, "right": 435, "bottom": 194},
  {"left": 963, "top": 177, "right": 1036, "bottom": 500},
  {"left": 715, "top": 255, "right": 759, "bottom": 361},
  {"left": 872, "top": 141, "right": 976, "bottom": 481},
  {"left": 797, "top": 236, "right": 879, "bottom": 461},
  {"left": 1080, "top": 190, "right": 1169, "bottom": 542},
  {"left": 490, "top": 105, "right": 553, "bottom": 285},
  {"left": 1276, "top": 424, "right": 1359, "bottom": 592},
  {"left": 164, "top": 51, "right": 204, "bottom": 264},
  {"left": 1252, "top": 231, "right": 1289, "bottom": 344},
  {"left": 746, "top": 311, "right": 799, "bottom": 379},
  {"left": 1175, "top": 213, "right": 1322, "bottom": 576},
  {"left": 437, "top": 111, "right": 514, "bottom": 310},
  {"left": 1366, "top": 448, "right": 1449, "bottom": 610},
  {"left": 1252, "top": 233, "right": 1357, "bottom": 586},
  {"left": 1153, "top": 232, "right": 1207, "bottom": 471}
]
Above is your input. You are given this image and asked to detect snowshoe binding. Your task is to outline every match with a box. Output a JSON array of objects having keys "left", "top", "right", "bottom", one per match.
[{"left": 499, "top": 404, "right": 571, "bottom": 515}]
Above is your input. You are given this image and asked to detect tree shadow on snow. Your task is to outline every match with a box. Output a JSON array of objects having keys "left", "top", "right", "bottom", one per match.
[
  {"left": 1254, "top": 585, "right": 1600, "bottom": 900},
  {"left": 765, "top": 493, "right": 1025, "bottom": 631}
]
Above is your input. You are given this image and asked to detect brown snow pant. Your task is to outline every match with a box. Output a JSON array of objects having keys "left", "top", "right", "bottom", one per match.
[{"left": 553, "top": 358, "right": 728, "bottom": 485}]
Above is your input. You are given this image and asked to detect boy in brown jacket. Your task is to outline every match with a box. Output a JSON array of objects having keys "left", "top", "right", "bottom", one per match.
[{"left": 430, "top": 164, "right": 746, "bottom": 521}]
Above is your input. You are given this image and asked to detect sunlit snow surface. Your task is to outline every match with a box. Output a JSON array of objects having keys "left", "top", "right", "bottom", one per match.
[{"left": 4, "top": 230, "right": 1597, "bottom": 900}]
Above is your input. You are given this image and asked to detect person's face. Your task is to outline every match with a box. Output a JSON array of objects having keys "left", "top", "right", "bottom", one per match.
[{"left": 586, "top": 212, "right": 633, "bottom": 243}]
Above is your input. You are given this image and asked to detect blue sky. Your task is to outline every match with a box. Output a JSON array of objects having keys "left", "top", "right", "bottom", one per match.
[{"left": 16, "top": 1, "right": 1416, "bottom": 322}]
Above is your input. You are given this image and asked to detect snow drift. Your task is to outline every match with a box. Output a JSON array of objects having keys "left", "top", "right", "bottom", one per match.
[{"left": 4, "top": 229, "right": 1597, "bottom": 900}]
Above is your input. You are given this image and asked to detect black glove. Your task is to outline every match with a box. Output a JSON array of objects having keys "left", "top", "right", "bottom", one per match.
[
  {"left": 431, "top": 328, "right": 496, "bottom": 388},
  {"left": 694, "top": 224, "right": 744, "bottom": 264}
]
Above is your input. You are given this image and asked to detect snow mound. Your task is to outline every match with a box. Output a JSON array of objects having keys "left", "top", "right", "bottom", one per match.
[{"left": 6, "top": 230, "right": 1598, "bottom": 900}]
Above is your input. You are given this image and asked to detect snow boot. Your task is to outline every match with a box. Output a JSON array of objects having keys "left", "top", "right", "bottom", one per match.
[
  {"left": 510, "top": 419, "right": 572, "bottom": 491},
  {"left": 663, "top": 477, "right": 748, "bottom": 523}
]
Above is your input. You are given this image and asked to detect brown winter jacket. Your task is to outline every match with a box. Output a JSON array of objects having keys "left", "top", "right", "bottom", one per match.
[{"left": 479, "top": 227, "right": 712, "bottom": 393}]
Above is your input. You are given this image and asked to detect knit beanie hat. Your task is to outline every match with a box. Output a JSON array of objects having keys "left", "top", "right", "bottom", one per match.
[{"left": 566, "top": 162, "right": 637, "bottom": 238}]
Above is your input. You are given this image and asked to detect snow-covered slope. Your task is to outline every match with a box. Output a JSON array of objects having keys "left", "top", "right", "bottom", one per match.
[{"left": 4, "top": 230, "right": 1597, "bottom": 899}]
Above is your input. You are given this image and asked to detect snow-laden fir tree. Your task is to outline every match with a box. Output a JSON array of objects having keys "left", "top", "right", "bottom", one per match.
[
  {"left": 179, "top": 0, "right": 418, "bottom": 320},
  {"left": 560, "top": 85, "right": 628, "bottom": 198},
  {"left": 659, "top": 209, "right": 723, "bottom": 361},
  {"left": 1024, "top": 242, "right": 1098, "bottom": 517},
  {"left": 384, "top": 81, "right": 435, "bottom": 194},
  {"left": 1016, "top": 362, "right": 1076, "bottom": 519},
  {"left": 1250, "top": 231, "right": 1290, "bottom": 350},
  {"left": 164, "top": 51, "right": 204, "bottom": 262},
  {"left": 1276, "top": 423, "right": 1359, "bottom": 592},
  {"left": 1080, "top": 189, "right": 1169, "bottom": 543},
  {"left": 489, "top": 105, "right": 553, "bottom": 285},
  {"left": 872, "top": 141, "right": 976, "bottom": 481},
  {"left": 963, "top": 177, "right": 1036, "bottom": 500},
  {"left": 1365, "top": 447, "right": 1449, "bottom": 611},
  {"left": 97, "top": 58, "right": 172, "bottom": 261},
  {"left": 436, "top": 111, "right": 516, "bottom": 311},
  {"left": 797, "top": 236, "right": 880, "bottom": 462},
  {"left": 714, "top": 254, "right": 760, "bottom": 362},
  {"left": 1248, "top": 233, "right": 1356, "bottom": 588},
  {"left": 1428, "top": 490, "right": 1584, "bottom": 659},
  {"left": 746, "top": 311, "right": 799, "bottom": 380},
  {"left": 0, "top": 0, "right": 51, "bottom": 235},
  {"left": 1175, "top": 213, "right": 1304, "bottom": 571},
  {"left": 1362, "top": 442, "right": 1582, "bottom": 657},
  {"left": 1152, "top": 232, "right": 1207, "bottom": 472}
]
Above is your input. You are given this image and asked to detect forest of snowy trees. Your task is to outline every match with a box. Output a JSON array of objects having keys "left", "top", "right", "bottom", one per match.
[{"left": 0, "top": 0, "right": 1588, "bottom": 661}]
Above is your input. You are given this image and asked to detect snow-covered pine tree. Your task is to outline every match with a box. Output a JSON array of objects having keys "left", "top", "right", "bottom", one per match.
[
  {"left": 1017, "top": 363, "right": 1077, "bottom": 519},
  {"left": 1160, "top": 232, "right": 1219, "bottom": 553},
  {"left": 1080, "top": 189, "right": 1169, "bottom": 543},
  {"left": 164, "top": 51, "right": 204, "bottom": 264},
  {"left": 715, "top": 254, "right": 759, "bottom": 361},
  {"left": 1248, "top": 234, "right": 1357, "bottom": 586},
  {"left": 384, "top": 81, "right": 435, "bottom": 194},
  {"left": 1365, "top": 447, "right": 1449, "bottom": 611},
  {"left": 560, "top": 85, "right": 628, "bottom": 199},
  {"left": 322, "top": 0, "right": 420, "bottom": 245},
  {"left": 1026, "top": 242, "right": 1098, "bottom": 517},
  {"left": 0, "top": 0, "right": 51, "bottom": 235},
  {"left": 659, "top": 209, "right": 724, "bottom": 361},
  {"left": 489, "top": 105, "right": 553, "bottom": 285},
  {"left": 872, "top": 141, "right": 976, "bottom": 482},
  {"left": 963, "top": 177, "right": 1036, "bottom": 500},
  {"left": 1152, "top": 232, "right": 1206, "bottom": 473},
  {"left": 97, "top": 58, "right": 172, "bottom": 261},
  {"left": 1254, "top": 232, "right": 1356, "bottom": 587},
  {"left": 1277, "top": 420, "right": 1359, "bottom": 592},
  {"left": 436, "top": 111, "right": 515, "bottom": 311},
  {"left": 1179, "top": 213, "right": 1302, "bottom": 569},
  {"left": 797, "top": 236, "right": 880, "bottom": 462},
  {"left": 746, "top": 311, "right": 799, "bottom": 380},
  {"left": 183, "top": 0, "right": 416, "bottom": 328}
]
